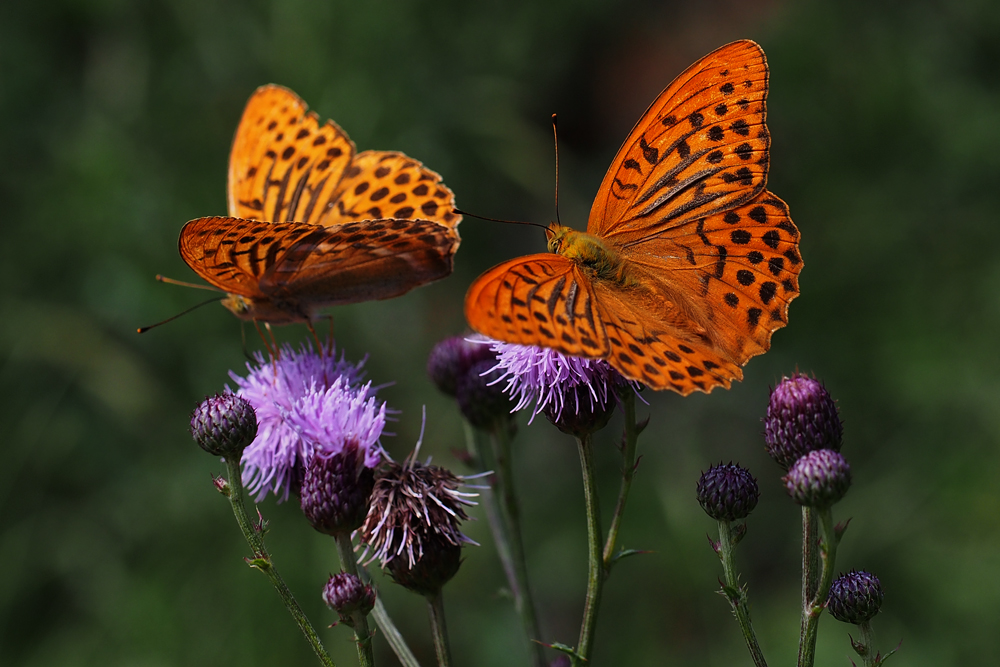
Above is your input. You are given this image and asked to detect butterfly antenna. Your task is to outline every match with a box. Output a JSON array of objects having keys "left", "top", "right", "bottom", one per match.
[
  {"left": 154, "top": 274, "right": 224, "bottom": 293},
  {"left": 137, "top": 296, "right": 220, "bottom": 333},
  {"left": 552, "top": 113, "right": 562, "bottom": 225},
  {"left": 452, "top": 208, "right": 553, "bottom": 238}
]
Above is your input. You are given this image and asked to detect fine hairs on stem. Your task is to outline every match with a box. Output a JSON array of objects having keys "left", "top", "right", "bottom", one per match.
[{"left": 221, "top": 458, "right": 336, "bottom": 667}]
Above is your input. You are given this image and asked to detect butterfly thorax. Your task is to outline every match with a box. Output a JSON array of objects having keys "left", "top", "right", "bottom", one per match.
[
  {"left": 222, "top": 294, "right": 308, "bottom": 324},
  {"left": 547, "top": 224, "right": 640, "bottom": 288}
]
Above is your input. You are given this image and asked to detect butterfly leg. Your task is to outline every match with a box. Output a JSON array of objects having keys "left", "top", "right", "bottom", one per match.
[{"left": 306, "top": 320, "right": 324, "bottom": 356}]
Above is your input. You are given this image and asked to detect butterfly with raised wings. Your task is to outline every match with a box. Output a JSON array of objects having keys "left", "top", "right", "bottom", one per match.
[
  {"left": 465, "top": 40, "right": 802, "bottom": 395},
  {"left": 178, "top": 85, "right": 461, "bottom": 324}
]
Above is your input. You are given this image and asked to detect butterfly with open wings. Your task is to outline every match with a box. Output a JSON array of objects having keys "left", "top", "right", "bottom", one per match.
[
  {"left": 465, "top": 40, "right": 801, "bottom": 395},
  {"left": 178, "top": 85, "right": 461, "bottom": 324}
]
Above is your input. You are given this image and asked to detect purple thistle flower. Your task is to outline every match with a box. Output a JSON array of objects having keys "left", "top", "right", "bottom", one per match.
[
  {"left": 487, "top": 340, "right": 635, "bottom": 424},
  {"left": 228, "top": 343, "right": 377, "bottom": 502}
]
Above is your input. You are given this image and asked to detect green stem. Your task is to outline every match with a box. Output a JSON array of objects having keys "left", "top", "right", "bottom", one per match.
[
  {"left": 858, "top": 620, "right": 878, "bottom": 667},
  {"left": 573, "top": 433, "right": 603, "bottom": 666},
  {"left": 490, "top": 419, "right": 546, "bottom": 667},
  {"left": 426, "top": 591, "right": 452, "bottom": 667},
  {"left": 334, "top": 533, "right": 375, "bottom": 667},
  {"left": 602, "top": 390, "right": 638, "bottom": 569},
  {"left": 717, "top": 520, "right": 768, "bottom": 667},
  {"left": 798, "top": 507, "right": 840, "bottom": 667},
  {"left": 357, "top": 567, "right": 422, "bottom": 667},
  {"left": 222, "top": 458, "right": 335, "bottom": 667},
  {"left": 798, "top": 507, "right": 819, "bottom": 663}
]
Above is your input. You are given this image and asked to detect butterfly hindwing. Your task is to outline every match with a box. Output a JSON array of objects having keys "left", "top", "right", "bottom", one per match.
[
  {"left": 228, "top": 85, "right": 356, "bottom": 225},
  {"left": 589, "top": 40, "right": 769, "bottom": 241},
  {"left": 465, "top": 255, "right": 610, "bottom": 358},
  {"left": 263, "top": 218, "right": 460, "bottom": 305},
  {"left": 319, "top": 150, "right": 461, "bottom": 230},
  {"left": 620, "top": 192, "right": 801, "bottom": 361}
]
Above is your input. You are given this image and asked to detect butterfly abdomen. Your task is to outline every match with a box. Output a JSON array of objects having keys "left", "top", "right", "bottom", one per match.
[{"left": 548, "top": 224, "right": 640, "bottom": 289}]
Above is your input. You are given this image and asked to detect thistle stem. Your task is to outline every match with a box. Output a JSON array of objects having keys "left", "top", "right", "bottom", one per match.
[
  {"left": 857, "top": 620, "right": 879, "bottom": 667},
  {"left": 573, "top": 433, "right": 603, "bottom": 666},
  {"left": 798, "top": 507, "right": 819, "bottom": 661},
  {"left": 334, "top": 533, "right": 376, "bottom": 667},
  {"left": 798, "top": 507, "right": 840, "bottom": 667},
  {"left": 602, "top": 390, "right": 638, "bottom": 569},
  {"left": 491, "top": 419, "right": 546, "bottom": 666},
  {"left": 464, "top": 420, "right": 545, "bottom": 667},
  {"left": 716, "top": 520, "right": 768, "bottom": 667},
  {"left": 426, "top": 591, "right": 453, "bottom": 667},
  {"left": 357, "top": 567, "right": 423, "bottom": 667},
  {"left": 222, "top": 458, "right": 335, "bottom": 667}
]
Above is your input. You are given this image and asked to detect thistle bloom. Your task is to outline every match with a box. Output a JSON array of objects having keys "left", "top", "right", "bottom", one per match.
[
  {"left": 228, "top": 343, "right": 374, "bottom": 502},
  {"left": 290, "top": 377, "right": 387, "bottom": 534},
  {"left": 359, "top": 448, "right": 478, "bottom": 596},
  {"left": 488, "top": 340, "right": 633, "bottom": 425}
]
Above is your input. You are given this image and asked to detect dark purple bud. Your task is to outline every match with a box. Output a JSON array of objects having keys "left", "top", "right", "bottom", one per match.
[
  {"left": 764, "top": 374, "right": 843, "bottom": 469},
  {"left": 696, "top": 463, "right": 760, "bottom": 521},
  {"left": 456, "top": 359, "right": 514, "bottom": 429},
  {"left": 386, "top": 530, "right": 462, "bottom": 597},
  {"left": 322, "top": 572, "right": 376, "bottom": 620},
  {"left": 300, "top": 441, "right": 375, "bottom": 535},
  {"left": 543, "top": 380, "right": 620, "bottom": 437},
  {"left": 827, "top": 570, "right": 884, "bottom": 624},
  {"left": 783, "top": 449, "right": 851, "bottom": 508},
  {"left": 427, "top": 335, "right": 495, "bottom": 396},
  {"left": 190, "top": 393, "right": 258, "bottom": 458}
]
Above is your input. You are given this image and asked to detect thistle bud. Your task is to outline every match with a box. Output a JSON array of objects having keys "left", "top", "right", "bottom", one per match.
[
  {"left": 696, "top": 463, "right": 760, "bottom": 521},
  {"left": 783, "top": 449, "right": 851, "bottom": 508},
  {"left": 300, "top": 442, "right": 376, "bottom": 535},
  {"left": 543, "top": 381, "right": 619, "bottom": 437},
  {"left": 190, "top": 393, "right": 258, "bottom": 458},
  {"left": 764, "top": 374, "right": 843, "bottom": 469},
  {"left": 322, "top": 572, "right": 376, "bottom": 622},
  {"left": 827, "top": 570, "right": 884, "bottom": 624},
  {"left": 456, "top": 359, "right": 514, "bottom": 429},
  {"left": 386, "top": 531, "right": 463, "bottom": 597},
  {"left": 427, "top": 335, "right": 495, "bottom": 396}
]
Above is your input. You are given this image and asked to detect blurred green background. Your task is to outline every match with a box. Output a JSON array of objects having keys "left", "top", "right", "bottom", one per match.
[{"left": 2, "top": 0, "right": 999, "bottom": 664}]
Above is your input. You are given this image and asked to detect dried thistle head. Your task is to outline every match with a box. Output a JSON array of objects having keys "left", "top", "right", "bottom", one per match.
[{"left": 358, "top": 448, "right": 478, "bottom": 595}]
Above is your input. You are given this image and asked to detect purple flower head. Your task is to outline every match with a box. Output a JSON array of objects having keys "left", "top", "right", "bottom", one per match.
[
  {"left": 487, "top": 340, "right": 635, "bottom": 424},
  {"left": 827, "top": 570, "right": 884, "bottom": 624},
  {"left": 228, "top": 343, "right": 376, "bottom": 502}
]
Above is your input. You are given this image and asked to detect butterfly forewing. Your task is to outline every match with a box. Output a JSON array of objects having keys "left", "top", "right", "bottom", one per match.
[
  {"left": 589, "top": 40, "right": 769, "bottom": 241},
  {"left": 228, "top": 85, "right": 355, "bottom": 225},
  {"left": 179, "top": 216, "right": 303, "bottom": 296},
  {"left": 263, "top": 218, "right": 460, "bottom": 305},
  {"left": 465, "top": 255, "right": 610, "bottom": 358},
  {"left": 621, "top": 192, "right": 801, "bottom": 361},
  {"left": 319, "top": 150, "right": 461, "bottom": 230}
]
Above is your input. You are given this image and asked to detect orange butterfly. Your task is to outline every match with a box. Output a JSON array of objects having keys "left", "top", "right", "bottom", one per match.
[
  {"left": 465, "top": 40, "right": 801, "bottom": 395},
  {"left": 179, "top": 85, "right": 461, "bottom": 324}
]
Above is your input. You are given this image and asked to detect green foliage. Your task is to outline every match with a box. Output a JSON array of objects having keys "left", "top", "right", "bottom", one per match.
[{"left": 2, "top": 0, "right": 999, "bottom": 664}]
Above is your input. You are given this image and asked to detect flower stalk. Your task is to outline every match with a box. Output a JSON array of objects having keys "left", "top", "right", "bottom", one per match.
[
  {"left": 334, "top": 533, "right": 375, "bottom": 667},
  {"left": 798, "top": 507, "right": 841, "bottom": 667},
  {"left": 716, "top": 519, "right": 768, "bottom": 667},
  {"left": 602, "top": 389, "right": 638, "bottom": 569},
  {"left": 573, "top": 433, "right": 603, "bottom": 666},
  {"left": 489, "top": 419, "right": 546, "bottom": 667},
  {"left": 357, "top": 566, "right": 423, "bottom": 667},
  {"left": 222, "top": 457, "right": 336, "bottom": 667},
  {"left": 426, "top": 591, "right": 453, "bottom": 667}
]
